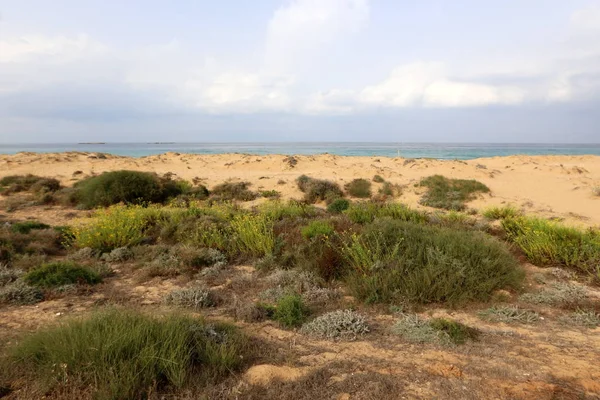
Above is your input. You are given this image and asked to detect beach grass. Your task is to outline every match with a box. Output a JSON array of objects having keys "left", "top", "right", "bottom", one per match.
[{"left": 419, "top": 175, "right": 490, "bottom": 211}]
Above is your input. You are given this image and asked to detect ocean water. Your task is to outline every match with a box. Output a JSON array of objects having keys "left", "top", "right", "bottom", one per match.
[{"left": 1, "top": 142, "right": 600, "bottom": 160}]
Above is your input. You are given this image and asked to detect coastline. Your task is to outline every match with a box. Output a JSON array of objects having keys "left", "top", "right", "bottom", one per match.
[{"left": 1, "top": 151, "right": 599, "bottom": 226}]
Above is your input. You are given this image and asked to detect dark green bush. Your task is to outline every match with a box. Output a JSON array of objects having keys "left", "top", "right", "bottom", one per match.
[
  {"left": 327, "top": 198, "right": 350, "bottom": 214},
  {"left": 343, "top": 219, "right": 523, "bottom": 305},
  {"left": 10, "top": 221, "right": 51, "bottom": 235},
  {"left": 190, "top": 184, "right": 210, "bottom": 200},
  {"left": 345, "top": 179, "right": 372, "bottom": 198},
  {"left": 301, "top": 220, "right": 335, "bottom": 240},
  {"left": 8, "top": 310, "right": 248, "bottom": 399},
  {"left": 419, "top": 175, "right": 490, "bottom": 211},
  {"left": 211, "top": 181, "right": 257, "bottom": 201},
  {"left": 24, "top": 262, "right": 101, "bottom": 288},
  {"left": 274, "top": 294, "right": 309, "bottom": 327},
  {"left": 74, "top": 170, "right": 183, "bottom": 208},
  {"left": 296, "top": 175, "right": 343, "bottom": 204}
]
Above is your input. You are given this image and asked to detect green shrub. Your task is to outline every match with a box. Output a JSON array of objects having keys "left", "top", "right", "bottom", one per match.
[
  {"left": 392, "top": 315, "right": 478, "bottom": 345},
  {"left": 428, "top": 318, "right": 479, "bottom": 345},
  {"left": 211, "top": 181, "right": 257, "bottom": 201},
  {"left": 345, "top": 179, "right": 371, "bottom": 198},
  {"left": 300, "top": 310, "right": 369, "bottom": 340},
  {"left": 24, "top": 262, "right": 101, "bottom": 288},
  {"left": 373, "top": 175, "right": 385, "bottom": 183},
  {"left": 343, "top": 219, "right": 523, "bottom": 305},
  {"left": 9, "top": 221, "right": 50, "bottom": 235},
  {"left": 301, "top": 220, "right": 335, "bottom": 240},
  {"left": 258, "top": 200, "right": 316, "bottom": 220},
  {"left": 344, "top": 202, "right": 427, "bottom": 224},
  {"left": 190, "top": 184, "right": 210, "bottom": 200},
  {"left": 9, "top": 310, "right": 248, "bottom": 399},
  {"left": 482, "top": 205, "right": 520, "bottom": 220},
  {"left": 502, "top": 216, "right": 600, "bottom": 276},
  {"left": 73, "top": 170, "right": 183, "bottom": 208},
  {"left": 72, "top": 205, "right": 161, "bottom": 252},
  {"left": 230, "top": 213, "right": 275, "bottom": 257},
  {"left": 0, "top": 175, "right": 60, "bottom": 195},
  {"left": 274, "top": 294, "right": 309, "bottom": 327},
  {"left": 296, "top": 175, "right": 343, "bottom": 204},
  {"left": 419, "top": 175, "right": 490, "bottom": 211},
  {"left": 327, "top": 198, "right": 350, "bottom": 214}
]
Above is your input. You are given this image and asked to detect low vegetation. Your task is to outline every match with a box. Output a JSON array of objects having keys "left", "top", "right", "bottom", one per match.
[
  {"left": 392, "top": 315, "right": 479, "bottom": 345},
  {"left": 345, "top": 178, "right": 372, "bottom": 198},
  {"left": 482, "top": 205, "right": 520, "bottom": 220},
  {"left": 8, "top": 310, "right": 248, "bottom": 399},
  {"left": 274, "top": 294, "right": 309, "bottom": 327},
  {"left": 24, "top": 262, "right": 101, "bottom": 288},
  {"left": 478, "top": 306, "right": 540, "bottom": 324},
  {"left": 164, "top": 286, "right": 217, "bottom": 309},
  {"left": 296, "top": 175, "right": 344, "bottom": 204},
  {"left": 502, "top": 216, "right": 600, "bottom": 277},
  {"left": 10, "top": 221, "right": 51, "bottom": 234},
  {"left": 300, "top": 310, "right": 369, "bottom": 340},
  {"left": 344, "top": 202, "right": 427, "bottom": 224},
  {"left": 0, "top": 174, "right": 61, "bottom": 195},
  {"left": 419, "top": 175, "right": 490, "bottom": 211},
  {"left": 327, "top": 198, "right": 350, "bottom": 214},
  {"left": 372, "top": 175, "right": 385, "bottom": 183},
  {"left": 210, "top": 181, "right": 257, "bottom": 201}
]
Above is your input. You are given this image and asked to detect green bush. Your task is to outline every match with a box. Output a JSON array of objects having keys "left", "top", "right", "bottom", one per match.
[
  {"left": 301, "top": 220, "right": 335, "bottom": 240},
  {"left": 258, "top": 200, "right": 316, "bottom": 220},
  {"left": 296, "top": 175, "right": 343, "bottom": 204},
  {"left": 419, "top": 175, "right": 490, "bottom": 211},
  {"left": 0, "top": 175, "right": 60, "bottom": 195},
  {"left": 211, "top": 181, "right": 257, "bottom": 201},
  {"left": 344, "top": 202, "right": 427, "bottom": 224},
  {"left": 24, "top": 262, "right": 101, "bottom": 288},
  {"left": 190, "top": 184, "right": 210, "bottom": 200},
  {"left": 74, "top": 170, "right": 183, "bottom": 208},
  {"left": 8, "top": 310, "right": 248, "bottom": 399},
  {"left": 327, "top": 198, "right": 350, "bottom": 214},
  {"left": 345, "top": 179, "right": 372, "bottom": 198},
  {"left": 342, "top": 219, "right": 523, "bottom": 305},
  {"left": 429, "top": 318, "right": 479, "bottom": 345},
  {"left": 274, "top": 294, "right": 309, "bottom": 327},
  {"left": 10, "top": 221, "right": 51, "bottom": 234},
  {"left": 502, "top": 216, "right": 600, "bottom": 276}
]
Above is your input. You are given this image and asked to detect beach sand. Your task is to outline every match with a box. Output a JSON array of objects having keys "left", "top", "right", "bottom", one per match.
[{"left": 1, "top": 151, "right": 598, "bottom": 226}]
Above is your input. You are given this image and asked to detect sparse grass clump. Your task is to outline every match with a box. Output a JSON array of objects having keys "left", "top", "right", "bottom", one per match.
[
  {"left": 561, "top": 309, "right": 600, "bottom": 328},
  {"left": 164, "top": 286, "right": 217, "bottom": 309},
  {"left": 10, "top": 221, "right": 51, "bottom": 234},
  {"left": 419, "top": 175, "right": 490, "bottom": 211},
  {"left": 482, "top": 205, "right": 520, "bottom": 220},
  {"left": 211, "top": 181, "right": 257, "bottom": 201},
  {"left": 478, "top": 306, "right": 540, "bottom": 324},
  {"left": 345, "top": 178, "right": 372, "bottom": 198},
  {"left": 73, "top": 170, "right": 183, "bottom": 208},
  {"left": 72, "top": 205, "right": 161, "bottom": 252},
  {"left": 301, "top": 220, "right": 335, "bottom": 240},
  {"left": 520, "top": 283, "right": 587, "bottom": 308},
  {"left": 274, "top": 294, "right": 309, "bottom": 328},
  {"left": 301, "top": 310, "right": 369, "bottom": 340},
  {"left": 377, "top": 181, "right": 402, "bottom": 199},
  {"left": 296, "top": 175, "right": 344, "bottom": 204},
  {"left": 502, "top": 216, "right": 600, "bottom": 277},
  {"left": 24, "top": 262, "right": 101, "bottom": 288},
  {"left": 327, "top": 198, "right": 350, "bottom": 214},
  {"left": 342, "top": 219, "right": 523, "bottom": 305},
  {"left": 392, "top": 315, "right": 478, "bottom": 345},
  {"left": 8, "top": 310, "right": 248, "bottom": 399}
]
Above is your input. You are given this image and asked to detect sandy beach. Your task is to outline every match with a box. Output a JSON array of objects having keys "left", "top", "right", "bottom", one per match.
[{"left": 1, "top": 151, "right": 599, "bottom": 226}]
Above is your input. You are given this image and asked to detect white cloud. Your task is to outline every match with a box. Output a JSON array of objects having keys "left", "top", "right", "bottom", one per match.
[
  {"left": 0, "top": 34, "right": 107, "bottom": 63},
  {"left": 570, "top": 4, "right": 600, "bottom": 32}
]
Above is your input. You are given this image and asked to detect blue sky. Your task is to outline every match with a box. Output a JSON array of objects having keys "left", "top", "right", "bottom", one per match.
[{"left": 0, "top": 0, "right": 599, "bottom": 143}]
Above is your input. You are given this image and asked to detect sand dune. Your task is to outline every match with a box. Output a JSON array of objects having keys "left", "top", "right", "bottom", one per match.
[{"left": 1, "top": 151, "right": 599, "bottom": 226}]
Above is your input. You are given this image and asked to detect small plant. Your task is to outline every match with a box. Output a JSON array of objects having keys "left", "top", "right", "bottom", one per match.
[
  {"left": 230, "top": 213, "right": 275, "bottom": 257},
  {"left": 0, "top": 264, "right": 22, "bottom": 286},
  {"left": 345, "top": 179, "right": 372, "bottom": 198},
  {"left": 164, "top": 286, "right": 217, "bottom": 309},
  {"left": 327, "top": 198, "right": 350, "bottom": 214},
  {"left": 234, "top": 301, "right": 276, "bottom": 322},
  {"left": 73, "top": 170, "right": 183, "bottom": 208},
  {"left": 419, "top": 175, "right": 490, "bottom": 211},
  {"left": 260, "top": 190, "right": 280, "bottom": 199},
  {"left": 520, "top": 283, "right": 587, "bottom": 308},
  {"left": 0, "top": 281, "right": 44, "bottom": 304},
  {"left": 211, "top": 181, "right": 257, "bottom": 201},
  {"left": 377, "top": 182, "right": 402, "bottom": 198},
  {"left": 478, "top": 306, "right": 540, "bottom": 324},
  {"left": 482, "top": 205, "right": 520, "bottom": 220},
  {"left": 428, "top": 318, "right": 479, "bottom": 345},
  {"left": 373, "top": 175, "right": 385, "bottom": 183},
  {"left": 274, "top": 294, "right": 309, "bottom": 328},
  {"left": 24, "top": 262, "right": 101, "bottom": 288},
  {"left": 101, "top": 246, "right": 134, "bottom": 263},
  {"left": 9, "top": 310, "right": 248, "bottom": 399},
  {"left": 296, "top": 175, "right": 344, "bottom": 204},
  {"left": 10, "top": 221, "right": 51, "bottom": 234},
  {"left": 300, "top": 310, "right": 369, "bottom": 340},
  {"left": 561, "top": 309, "right": 600, "bottom": 328},
  {"left": 301, "top": 220, "right": 335, "bottom": 240}
]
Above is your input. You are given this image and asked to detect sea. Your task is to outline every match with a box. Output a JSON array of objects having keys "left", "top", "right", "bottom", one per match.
[{"left": 1, "top": 143, "right": 600, "bottom": 160}]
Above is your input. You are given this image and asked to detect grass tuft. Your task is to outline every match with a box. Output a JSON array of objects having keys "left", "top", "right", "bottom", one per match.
[
  {"left": 8, "top": 310, "right": 248, "bottom": 399},
  {"left": 482, "top": 205, "right": 520, "bottom": 220},
  {"left": 301, "top": 220, "right": 335, "bottom": 240},
  {"left": 478, "top": 306, "right": 540, "bottom": 324},
  {"left": 419, "top": 175, "right": 490, "bottom": 211},
  {"left": 274, "top": 294, "right": 309, "bottom": 328}
]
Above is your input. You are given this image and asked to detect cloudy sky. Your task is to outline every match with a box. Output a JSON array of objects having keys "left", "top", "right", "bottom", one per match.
[{"left": 0, "top": 0, "right": 599, "bottom": 143}]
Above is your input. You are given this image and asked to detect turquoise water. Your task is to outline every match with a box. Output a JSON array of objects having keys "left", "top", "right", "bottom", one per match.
[{"left": 1, "top": 143, "right": 600, "bottom": 160}]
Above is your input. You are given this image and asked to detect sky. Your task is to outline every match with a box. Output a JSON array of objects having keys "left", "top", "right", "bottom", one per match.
[{"left": 0, "top": 0, "right": 599, "bottom": 143}]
